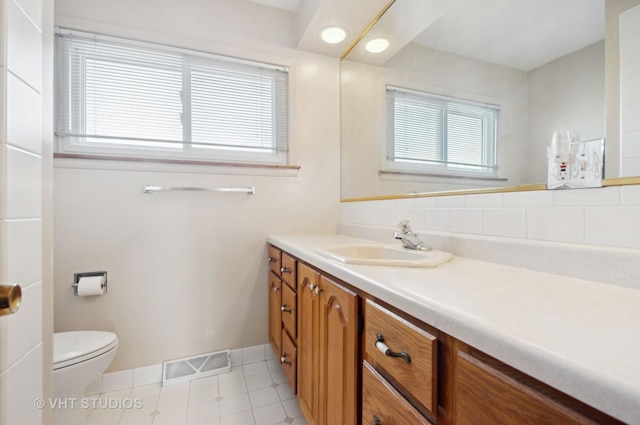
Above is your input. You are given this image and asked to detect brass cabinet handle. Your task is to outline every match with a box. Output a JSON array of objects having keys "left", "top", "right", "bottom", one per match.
[
  {"left": 280, "top": 305, "right": 292, "bottom": 314},
  {"left": 280, "top": 266, "right": 291, "bottom": 274},
  {"left": 0, "top": 284, "right": 22, "bottom": 317},
  {"left": 375, "top": 333, "right": 411, "bottom": 363},
  {"left": 307, "top": 282, "right": 322, "bottom": 296},
  {"left": 373, "top": 416, "right": 381, "bottom": 425},
  {"left": 280, "top": 354, "right": 292, "bottom": 366}
]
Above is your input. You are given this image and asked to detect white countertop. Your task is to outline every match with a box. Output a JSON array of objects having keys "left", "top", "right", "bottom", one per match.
[{"left": 268, "top": 234, "right": 640, "bottom": 424}]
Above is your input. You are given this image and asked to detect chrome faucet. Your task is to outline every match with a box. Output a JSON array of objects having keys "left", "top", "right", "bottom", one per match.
[{"left": 394, "top": 220, "right": 431, "bottom": 251}]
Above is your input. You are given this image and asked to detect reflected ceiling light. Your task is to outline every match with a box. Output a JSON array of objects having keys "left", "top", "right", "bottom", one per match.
[
  {"left": 320, "top": 26, "right": 347, "bottom": 44},
  {"left": 365, "top": 38, "right": 390, "bottom": 53}
]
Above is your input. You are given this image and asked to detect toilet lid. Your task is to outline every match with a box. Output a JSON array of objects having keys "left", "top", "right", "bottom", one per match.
[{"left": 53, "top": 331, "right": 118, "bottom": 370}]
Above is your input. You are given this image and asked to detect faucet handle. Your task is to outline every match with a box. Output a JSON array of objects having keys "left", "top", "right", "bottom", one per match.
[{"left": 397, "top": 220, "right": 412, "bottom": 232}]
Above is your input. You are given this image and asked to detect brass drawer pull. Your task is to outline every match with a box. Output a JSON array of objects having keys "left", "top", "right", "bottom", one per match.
[
  {"left": 376, "top": 333, "right": 411, "bottom": 363},
  {"left": 373, "top": 416, "right": 381, "bottom": 425},
  {"left": 280, "top": 266, "right": 291, "bottom": 274},
  {"left": 281, "top": 305, "right": 292, "bottom": 314},
  {"left": 280, "top": 354, "right": 292, "bottom": 366}
]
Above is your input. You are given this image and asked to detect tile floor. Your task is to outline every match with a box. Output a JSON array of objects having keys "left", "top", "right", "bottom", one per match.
[{"left": 78, "top": 359, "right": 307, "bottom": 425}]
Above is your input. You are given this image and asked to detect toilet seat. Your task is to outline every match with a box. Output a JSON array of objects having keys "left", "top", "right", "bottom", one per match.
[{"left": 53, "top": 331, "right": 118, "bottom": 370}]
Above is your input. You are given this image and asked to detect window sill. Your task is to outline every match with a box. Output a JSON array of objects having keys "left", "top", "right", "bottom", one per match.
[
  {"left": 379, "top": 169, "right": 507, "bottom": 182},
  {"left": 53, "top": 153, "right": 301, "bottom": 176}
]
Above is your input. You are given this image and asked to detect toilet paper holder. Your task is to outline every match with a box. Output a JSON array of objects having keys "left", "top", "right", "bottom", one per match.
[{"left": 73, "top": 271, "right": 108, "bottom": 296}]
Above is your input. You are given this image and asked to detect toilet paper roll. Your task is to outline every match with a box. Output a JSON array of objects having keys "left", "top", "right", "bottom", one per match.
[{"left": 76, "top": 276, "right": 105, "bottom": 296}]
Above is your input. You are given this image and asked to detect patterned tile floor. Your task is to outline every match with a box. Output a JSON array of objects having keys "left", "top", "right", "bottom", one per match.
[{"left": 78, "top": 359, "right": 307, "bottom": 425}]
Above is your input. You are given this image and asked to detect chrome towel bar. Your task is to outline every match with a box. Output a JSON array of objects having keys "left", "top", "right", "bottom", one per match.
[{"left": 143, "top": 185, "right": 256, "bottom": 194}]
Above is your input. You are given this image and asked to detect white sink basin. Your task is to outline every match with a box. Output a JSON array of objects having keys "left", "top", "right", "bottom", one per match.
[{"left": 315, "top": 244, "right": 453, "bottom": 268}]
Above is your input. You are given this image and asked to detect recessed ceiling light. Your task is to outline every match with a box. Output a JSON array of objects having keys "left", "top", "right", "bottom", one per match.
[
  {"left": 365, "top": 38, "right": 390, "bottom": 53},
  {"left": 320, "top": 26, "right": 347, "bottom": 44}
]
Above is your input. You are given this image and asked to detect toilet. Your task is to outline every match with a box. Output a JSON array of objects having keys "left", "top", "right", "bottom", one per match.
[{"left": 53, "top": 331, "right": 118, "bottom": 425}]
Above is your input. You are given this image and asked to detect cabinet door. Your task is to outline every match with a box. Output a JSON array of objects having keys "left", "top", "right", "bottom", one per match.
[
  {"left": 281, "top": 330, "right": 297, "bottom": 394},
  {"left": 318, "top": 275, "right": 358, "bottom": 425},
  {"left": 268, "top": 273, "right": 282, "bottom": 356},
  {"left": 281, "top": 281, "right": 297, "bottom": 339},
  {"left": 298, "top": 263, "right": 320, "bottom": 424},
  {"left": 455, "top": 350, "right": 597, "bottom": 425},
  {"left": 281, "top": 252, "right": 297, "bottom": 289},
  {"left": 268, "top": 245, "right": 282, "bottom": 276}
]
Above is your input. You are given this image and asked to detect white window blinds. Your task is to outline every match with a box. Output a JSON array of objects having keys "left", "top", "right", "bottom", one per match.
[
  {"left": 386, "top": 86, "right": 499, "bottom": 174},
  {"left": 56, "top": 29, "right": 289, "bottom": 164}
]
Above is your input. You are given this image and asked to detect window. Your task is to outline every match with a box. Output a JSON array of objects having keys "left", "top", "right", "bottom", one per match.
[
  {"left": 385, "top": 86, "right": 499, "bottom": 176},
  {"left": 55, "top": 29, "right": 289, "bottom": 164}
]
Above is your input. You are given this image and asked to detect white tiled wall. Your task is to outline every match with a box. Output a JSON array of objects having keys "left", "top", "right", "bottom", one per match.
[
  {"left": 620, "top": 4, "right": 640, "bottom": 177},
  {"left": 339, "top": 186, "right": 640, "bottom": 289},
  {"left": 340, "top": 186, "right": 640, "bottom": 249},
  {"left": 0, "top": 0, "right": 44, "bottom": 424}
]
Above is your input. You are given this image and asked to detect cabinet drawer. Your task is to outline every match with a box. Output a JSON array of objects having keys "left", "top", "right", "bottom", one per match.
[
  {"left": 281, "top": 282, "right": 297, "bottom": 339},
  {"left": 268, "top": 273, "right": 282, "bottom": 355},
  {"left": 280, "top": 330, "right": 297, "bottom": 395},
  {"left": 268, "top": 245, "right": 281, "bottom": 276},
  {"left": 281, "top": 253, "right": 296, "bottom": 289},
  {"left": 455, "top": 350, "right": 597, "bottom": 425},
  {"left": 365, "top": 300, "right": 437, "bottom": 414},
  {"left": 362, "top": 360, "right": 431, "bottom": 425}
]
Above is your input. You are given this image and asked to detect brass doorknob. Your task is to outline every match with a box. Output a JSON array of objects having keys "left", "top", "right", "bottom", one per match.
[{"left": 0, "top": 284, "right": 22, "bottom": 316}]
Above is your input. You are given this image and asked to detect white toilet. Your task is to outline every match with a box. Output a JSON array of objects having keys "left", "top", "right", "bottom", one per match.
[{"left": 53, "top": 331, "right": 118, "bottom": 425}]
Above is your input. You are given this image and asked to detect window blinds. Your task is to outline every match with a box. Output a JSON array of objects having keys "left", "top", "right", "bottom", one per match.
[
  {"left": 386, "top": 86, "right": 498, "bottom": 173},
  {"left": 56, "top": 29, "right": 288, "bottom": 163}
]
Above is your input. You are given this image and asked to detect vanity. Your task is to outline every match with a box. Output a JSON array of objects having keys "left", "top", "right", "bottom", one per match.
[{"left": 266, "top": 235, "right": 639, "bottom": 425}]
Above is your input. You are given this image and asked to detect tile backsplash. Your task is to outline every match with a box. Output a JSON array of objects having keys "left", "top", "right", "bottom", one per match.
[
  {"left": 338, "top": 185, "right": 640, "bottom": 290},
  {"left": 340, "top": 186, "right": 640, "bottom": 250}
]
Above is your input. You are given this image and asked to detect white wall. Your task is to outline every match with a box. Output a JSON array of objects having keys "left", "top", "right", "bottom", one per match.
[
  {"left": 527, "top": 41, "right": 606, "bottom": 183},
  {"left": 53, "top": 0, "right": 341, "bottom": 372},
  {"left": 0, "top": 0, "right": 48, "bottom": 423},
  {"left": 619, "top": 4, "right": 640, "bottom": 176}
]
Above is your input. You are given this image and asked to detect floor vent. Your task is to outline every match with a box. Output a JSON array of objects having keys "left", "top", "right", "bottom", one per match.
[{"left": 162, "top": 349, "right": 231, "bottom": 385}]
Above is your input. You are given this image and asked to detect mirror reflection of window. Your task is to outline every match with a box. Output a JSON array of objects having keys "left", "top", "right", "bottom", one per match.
[{"left": 386, "top": 86, "right": 498, "bottom": 177}]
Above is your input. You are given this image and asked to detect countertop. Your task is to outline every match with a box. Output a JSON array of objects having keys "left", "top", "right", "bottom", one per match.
[{"left": 268, "top": 234, "right": 640, "bottom": 424}]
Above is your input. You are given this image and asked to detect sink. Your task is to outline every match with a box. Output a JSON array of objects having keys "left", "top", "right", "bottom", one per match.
[{"left": 315, "top": 244, "right": 453, "bottom": 268}]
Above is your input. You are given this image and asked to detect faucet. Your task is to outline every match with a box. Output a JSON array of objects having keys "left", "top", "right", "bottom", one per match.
[{"left": 394, "top": 220, "right": 431, "bottom": 251}]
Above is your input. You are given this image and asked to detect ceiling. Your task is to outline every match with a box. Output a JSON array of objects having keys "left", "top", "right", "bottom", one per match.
[
  {"left": 413, "top": 0, "right": 605, "bottom": 71},
  {"left": 249, "top": 0, "right": 605, "bottom": 72},
  {"left": 246, "top": 0, "right": 390, "bottom": 57}
]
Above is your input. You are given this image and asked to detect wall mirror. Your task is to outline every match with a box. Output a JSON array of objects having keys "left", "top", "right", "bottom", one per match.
[{"left": 340, "top": 0, "right": 637, "bottom": 200}]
